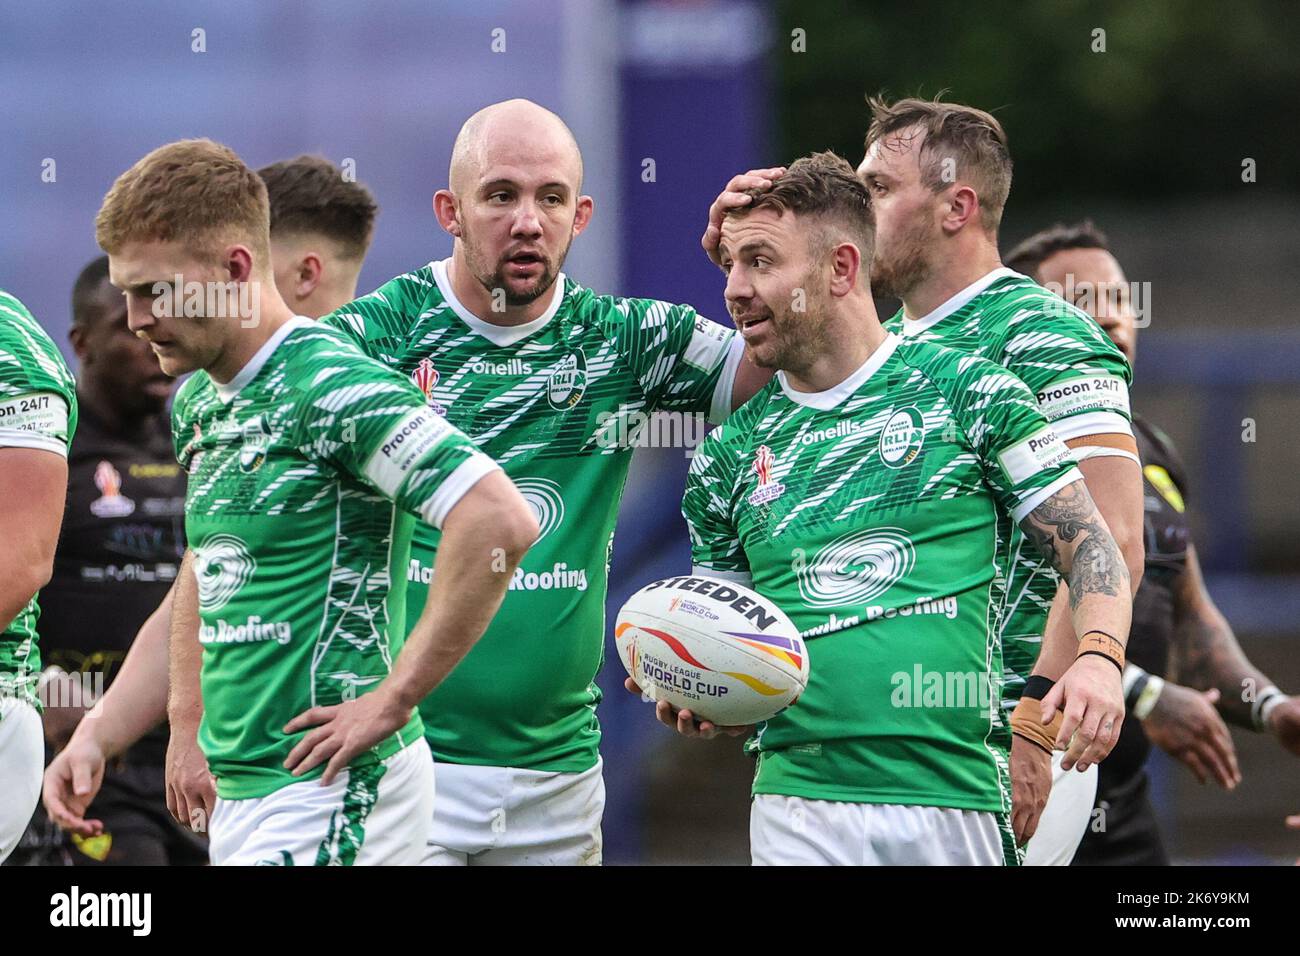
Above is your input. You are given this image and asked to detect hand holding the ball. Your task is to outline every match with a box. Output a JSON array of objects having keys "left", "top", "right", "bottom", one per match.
[{"left": 624, "top": 678, "right": 753, "bottom": 739}]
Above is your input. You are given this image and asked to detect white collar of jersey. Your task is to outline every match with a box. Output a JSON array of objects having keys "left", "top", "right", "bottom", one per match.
[
  {"left": 901, "top": 266, "right": 1021, "bottom": 336},
  {"left": 432, "top": 257, "right": 566, "bottom": 348},
  {"left": 777, "top": 333, "right": 900, "bottom": 410},
  {"left": 213, "top": 316, "right": 314, "bottom": 403}
]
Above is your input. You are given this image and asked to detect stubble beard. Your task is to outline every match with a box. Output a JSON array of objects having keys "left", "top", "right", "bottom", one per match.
[
  {"left": 870, "top": 215, "right": 935, "bottom": 301},
  {"left": 463, "top": 221, "right": 572, "bottom": 308},
  {"left": 766, "top": 278, "right": 836, "bottom": 376}
]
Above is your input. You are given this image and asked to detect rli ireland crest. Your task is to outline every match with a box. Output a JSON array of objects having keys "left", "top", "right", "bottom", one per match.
[
  {"left": 547, "top": 348, "right": 587, "bottom": 410},
  {"left": 239, "top": 416, "right": 272, "bottom": 473}
]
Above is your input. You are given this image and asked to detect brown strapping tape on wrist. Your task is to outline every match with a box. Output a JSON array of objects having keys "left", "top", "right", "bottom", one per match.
[{"left": 1011, "top": 696, "right": 1065, "bottom": 753}]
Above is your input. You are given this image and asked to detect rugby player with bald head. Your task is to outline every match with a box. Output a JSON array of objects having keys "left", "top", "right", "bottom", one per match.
[
  {"left": 318, "top": 98, "right": 769, "bottom": 865},
  {"left": 46, "top": 100, "right": 770, "bottom": 865}
]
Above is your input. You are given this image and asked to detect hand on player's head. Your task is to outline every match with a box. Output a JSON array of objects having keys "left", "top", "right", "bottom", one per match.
[{"left": 702, "top": 168, "right": 787, "bottom": 265}]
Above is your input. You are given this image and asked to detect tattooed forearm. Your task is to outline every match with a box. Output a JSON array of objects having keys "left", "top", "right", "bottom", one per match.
[
  {"left": 1066, "top": 531, "right": 1126, "bottom": 611},
  {"left": 1019, "top": 480, "right": 1130, "bottom": 611}
]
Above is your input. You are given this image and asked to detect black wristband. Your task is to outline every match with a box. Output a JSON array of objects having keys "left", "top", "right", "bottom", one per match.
[
  {"left": 1077, "top": 649, "right": 1124, "bottom": 674},
  {"left": 1021, "top": 675, "right": 1056, "bottom": 701}
]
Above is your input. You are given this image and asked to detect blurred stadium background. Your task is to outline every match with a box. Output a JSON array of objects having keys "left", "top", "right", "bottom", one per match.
[{"left": 1, "top": 0, "right": 1295, "bottom": 863}]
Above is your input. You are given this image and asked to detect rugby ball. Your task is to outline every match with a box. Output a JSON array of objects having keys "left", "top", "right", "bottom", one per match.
[{"left": 615, "top": 575, "right": 810, "bottom": 726}]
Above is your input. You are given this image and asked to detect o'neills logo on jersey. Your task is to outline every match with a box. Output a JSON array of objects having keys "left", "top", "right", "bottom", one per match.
[
  {"left": 878, "top": 406, "right": 925, "bottom": 468},
  {"left": 199, "top": 615, "right": 292, "bottom": 646},
  {"left": 411, "top": 357, "right": 448, "bottom": 415},
  {"left": 795, "top": 527, "right": 916, "bottom": 609},
  {"left": 90, "top": 460, "right": 136, "bottom": 518},
  {"left": 239, "top": 415, "right": 272, "bottom": 473},
  {"left": 468, "top": 357, "right": 534, "bottom": 376},
  {"left": 547, "top": 348, "right": 587, "bottom": 409},
  {"left": 747, "top": 445, "right": 785, "bottom": 506},
  {"left": 801, "top": 420, "right": 865, "bottom": 445}
]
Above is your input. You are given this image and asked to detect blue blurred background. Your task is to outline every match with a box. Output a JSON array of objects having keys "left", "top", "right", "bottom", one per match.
[{"left": 2, "top": 0, "right": 1296, "bottom": 863}]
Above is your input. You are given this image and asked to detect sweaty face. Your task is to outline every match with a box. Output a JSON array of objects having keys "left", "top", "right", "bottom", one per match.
[
  {"left": 110, "top": 240, "right": 234, "bottom": 377},
  {"left": 1036, "top": 247, "right": 1136, "bottom": 363},
  {"left": 76, "top": 277, "right": 175, "bottom": 413},
  {"left": 858, "top": 129, "right": 945, "bottom": 300},
  {"left": 718, "top": 208, "right": 835, "bottom": 375}
]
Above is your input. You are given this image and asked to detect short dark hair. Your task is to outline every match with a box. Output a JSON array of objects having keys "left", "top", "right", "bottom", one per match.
[
  {"left": 71, "top": 255, "right": 113, "bottom": 328},
  {"left": 734, "top": 150, "right": 875, "bottom": 264},
  {"left": 1003, "top": 220, "right": 1111, "bottom": 279},
  {"left": 864, "top": 93, "right": 1012, "bottom": 234},
  {"left": 257, "top": 155, "right": 378, "bottom": 260}
]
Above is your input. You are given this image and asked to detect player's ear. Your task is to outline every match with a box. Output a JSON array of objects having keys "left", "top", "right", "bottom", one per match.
[
  {"left": 942, "top": 185, "right": 980, "bottom": 236},
  {"left": 68, "top": 323, "right": 90, "bottom": 364},
  {"left": 828, "top": 242, "right": 860, "bottom": 297},
  {"left": 572, "top": 195, "right": 594, "bottom": 237},
  {"left": 222, "top": 244, "right": 256, "bottom": 283},
  {"left": 297, "top": 253, "right": 323, "bottom": 299},
  {"left": 434, "top": 189, "right": 462, "bottom": 237}
]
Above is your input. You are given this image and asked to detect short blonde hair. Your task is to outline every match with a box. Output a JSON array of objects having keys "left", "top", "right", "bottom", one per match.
[{"left": 96, "top": 138, "right": 271, "bottom": 265}]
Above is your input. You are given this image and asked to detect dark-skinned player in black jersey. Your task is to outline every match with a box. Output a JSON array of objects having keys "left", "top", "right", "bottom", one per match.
[{"left": 1004, "top": 222, "right": 1300, "bottom": 865}]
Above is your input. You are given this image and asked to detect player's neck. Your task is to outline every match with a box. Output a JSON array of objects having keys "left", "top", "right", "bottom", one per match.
[
  {"left": 297, "top": 280, "right": 357, "bottom": 320},
  {"left": 783, "top": 307, "right": 888, "bottom": 394},
  {"left": 207, "top": 297, "right": 297, "bottom": 385},
  {"left": 902, "top": 240, "right": 1002, "bottom": 321},
  {"left": 446, "top": 251, "right": 555, "bottom": 327}
]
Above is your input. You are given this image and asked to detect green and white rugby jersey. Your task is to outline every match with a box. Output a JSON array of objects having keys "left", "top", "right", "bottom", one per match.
[
  {"left": 0, "top": 290, "right": 78, "bottom": 706},
  {"left": 324, "top": 258, "right": 743, "bottom": 772},
  {"left": 682, "top": 334, "right": 1081, "bottom": 812},
  {"left": 883, "top": 268, "right": 1133, "bottom": 708},
  {"left": 172, "top": 317, "right": 497, "bottom": 799}
]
